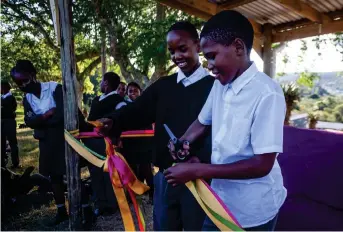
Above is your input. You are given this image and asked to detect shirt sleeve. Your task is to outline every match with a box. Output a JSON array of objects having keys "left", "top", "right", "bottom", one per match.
[
  {"left": 198, "top": 83, "right": 215, "bottom": 125},
  {"left": 251, "top": 92, "right": 286, "bottom": 154},
  {"left": 115, "top": 101, "right": 127, "bottom": 110}
]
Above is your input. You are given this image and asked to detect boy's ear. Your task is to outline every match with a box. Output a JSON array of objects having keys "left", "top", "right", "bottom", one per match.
[{"left": 233, "top": 38, "right": 246, "bottom": 57}]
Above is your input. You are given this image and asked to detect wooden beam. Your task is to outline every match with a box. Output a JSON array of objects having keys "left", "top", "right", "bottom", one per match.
[
  {"left": 272, "top": 0, "right": 331, "bottom": 23},
  {"left": 157, "top": 0, "right": 262, "bottom": 35},
  {"left": 157, "top": 0, "right": 263, "bottom": 56},
  {"left": 262, "top": 23, "right": 273, "bottom": 77},
  {"left": 57, "top": 0, "right": 82, "bottom": 230},
  {"left": 273, "top": 19, "right": 343, "bottom": 43},
  {"left": 218, "top": 0, "right": 257, "bottom": 10},
  {"left": 158, "top": 0, "right": 213, "bottom": 20}
]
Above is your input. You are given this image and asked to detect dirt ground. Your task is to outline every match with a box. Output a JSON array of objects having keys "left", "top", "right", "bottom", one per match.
[{"left": 1, "top": 190, "right": 153, "bottom": 231}]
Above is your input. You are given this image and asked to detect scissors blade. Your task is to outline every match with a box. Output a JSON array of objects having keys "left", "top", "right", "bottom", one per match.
[{"left": 163, "top": 124, "right": 178, "bottom": 144}]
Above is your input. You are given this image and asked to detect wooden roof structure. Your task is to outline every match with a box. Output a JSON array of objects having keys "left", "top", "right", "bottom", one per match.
[{"left": 157, "top": 0, "right": 343, "bottom": 75}]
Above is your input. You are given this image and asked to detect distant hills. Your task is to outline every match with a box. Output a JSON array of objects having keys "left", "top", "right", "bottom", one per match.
[{"left": 276, "top": 72, "right": 343, "bottom": 96}]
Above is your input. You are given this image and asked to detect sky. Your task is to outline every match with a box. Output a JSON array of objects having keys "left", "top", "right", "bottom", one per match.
[{"left": 250, "top": 34, "right": 343, "bottom": 74}]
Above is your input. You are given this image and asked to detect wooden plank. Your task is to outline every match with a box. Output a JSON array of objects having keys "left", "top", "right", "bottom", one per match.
[
  {"left": 218, "top": 0, "right": 257, "bottom": 10},
  {"left": 57, "top": 0, "right": 82, "bottom": 230},
  {"left": 262, "top": 23, "right": 273, "bottom": 77},
  {"left": 158, "top": 0, "right": 213, "bottom": 20},
  {"left": 157, "top": 0, "right": 262, "bottom": 36},
  {"left": 272, "top": 0, "right": 331, "bottom": 23},
  {"left": 49, "top": 0, "right": 60, "bottom": 45},
  {"left": 176, "top": 0, "right": 218, "bottom": 15},
  {"left": 253, "top": 37, "right": 262, "bottom": 58},
  {"left": 273, "top": 19, "right": 343, "bottom": 43}
]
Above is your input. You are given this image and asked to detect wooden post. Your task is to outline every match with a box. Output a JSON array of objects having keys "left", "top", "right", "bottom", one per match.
[
  {"left": 57, "top": 0, "right": 82, "bottom": 230},
  {"left": 263, "top": 23, "right": 273, "bottom": 77}
]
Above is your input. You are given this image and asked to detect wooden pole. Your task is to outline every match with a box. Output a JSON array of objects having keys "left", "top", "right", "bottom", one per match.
[
  {"left": 263, "top": 23, "right": 273, "bottom": 77},
  {"left": 57, "top": 0, "right": 82, "bottom": 230}
]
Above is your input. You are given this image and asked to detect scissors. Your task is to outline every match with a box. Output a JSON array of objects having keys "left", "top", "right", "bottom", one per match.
[{"left": 163, "top": 124, "right": 190, "bottom": 162}]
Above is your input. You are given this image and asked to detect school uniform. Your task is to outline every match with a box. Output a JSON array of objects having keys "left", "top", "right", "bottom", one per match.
[
  {"left": 1, "top": 91, "right": 19, "bottom": 167},
  {"left": 107, "top": 65, "right": 214, "bottom": 230},
  {"left": 23, "top": 82, "right": 88, "bottom": 175},
  {"left": 83, "top": 91, "right": 126, "bottom": 213},
  {"left": 120, "top": 98, "right": 154, "bottom": 199},
  {"left": 23, "top": 82, "right": 65, "bottom": 176},
  {"left": 198, "top": 63, "right": 287, "bottom": 230}
]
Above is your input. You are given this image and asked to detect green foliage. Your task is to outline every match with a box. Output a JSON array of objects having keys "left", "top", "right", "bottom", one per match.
[
  {"left": 282, "top": 82, "right": 301, "bottom": 105},
  {"left": 1, "top": 36, "right": 60, "bottom": 83},
  {"left": 296, "top": 72, "right": 320, "bottom": 88}
]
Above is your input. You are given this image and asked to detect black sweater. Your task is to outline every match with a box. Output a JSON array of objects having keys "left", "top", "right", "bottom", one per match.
[
  {"left": 108, "top": 73, "right": 215, "bottom": 169},
  {"left": 1, "top": 94, "right": 17, "bottom": 119},
  {"left": 88, "top": 94, "right": 125, "bottom": 121}
]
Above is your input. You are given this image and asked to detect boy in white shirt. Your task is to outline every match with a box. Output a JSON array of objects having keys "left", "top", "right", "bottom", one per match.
[{"left": 165, "top": 10, "right": 287, "bottom": 231}]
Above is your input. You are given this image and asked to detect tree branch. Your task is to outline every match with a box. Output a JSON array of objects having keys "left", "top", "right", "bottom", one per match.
[
  {"left": 75, "top": 48, "right": 100, "bottom": 61},
  {"left": 3, "top": 1, "right": 59, "bottom": 52},
  {"left": 78, "top": 57, "right": 101, "bottom": 81}
]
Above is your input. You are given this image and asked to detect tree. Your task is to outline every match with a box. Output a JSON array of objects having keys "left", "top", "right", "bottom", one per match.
[
  {"left": 2, "top": 0, "right": 101, "bottom": 91},
  {"left": 282, "top": 83, "right": 300, "bottom": 125},
  {"left": 90, "top": 0, "right": 204, "bottom": 86}
]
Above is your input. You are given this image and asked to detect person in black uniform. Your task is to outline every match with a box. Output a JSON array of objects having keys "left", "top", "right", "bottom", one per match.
[
  {"left": 1, "top": 80, "right": 19, "bottom": 168},
  {"left": 121, "top": 81, "right": 154, "bottom": 201},
  {"left": 10, "top": 60, "right": 93, "bottom": 227},
  {"left": 99, "top": 22, "right": 215, "bottom": 231},
  {"left": 83, "top": 72, "right": 126, "bottom": 216}
]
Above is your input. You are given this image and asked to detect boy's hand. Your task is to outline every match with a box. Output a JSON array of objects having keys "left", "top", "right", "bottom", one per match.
[
  {"left": 97, "top": 118, "right": 113, "bottom": 134},
  {"left": 42, "top": 107, "right": 56, "bottom": 120},
  {"left": 164, "top": 162, "right": 203, "bottom": 186},
  {"left": 168, "top": 139, "right": 190, "bottom": 161}
]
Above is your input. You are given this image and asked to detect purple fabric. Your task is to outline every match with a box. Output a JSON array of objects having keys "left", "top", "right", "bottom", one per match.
[{"left": 276, "top": 126, "right": 343, "bottom": 230}]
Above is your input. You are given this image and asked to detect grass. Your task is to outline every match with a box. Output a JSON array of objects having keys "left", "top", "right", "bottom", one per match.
[{"left": 2, "top": 112, "right": 153, "bottom": 230}]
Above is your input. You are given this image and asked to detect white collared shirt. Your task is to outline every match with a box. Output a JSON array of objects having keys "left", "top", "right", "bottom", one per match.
[
  {"left": 26, "top": 82, "right": 58, "bottom": 115},
  {"left": 1, "top": 91, "right": 12, "bottom": 99},
  {"left": 177, "top": 65, "right": 209, "bottom": 87},
  {"left": 99, "top": 90, "right": 127, "bottom": 110},
  {"left": 198, "top": 62, "right": 287, "bottom": 228}
]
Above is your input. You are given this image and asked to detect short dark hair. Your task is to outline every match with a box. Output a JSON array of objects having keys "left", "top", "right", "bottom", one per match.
[
  {"left": 126, "top": 81, "right": 142, "bottom": 94},
  {"left": 168, "top": 21, "right": 199, "bottom": 41},
  {"left": 103, "top": 72, "right": 121, "bottom": 90},
  {"left": 10, "top": 60, "right": 37, "bottom": 77},
  {"left": 119, "top": 81, "right": 127, "bottom": 86},
  {"left": 200, "top": 10, "right": 254, "bottom": 54}
]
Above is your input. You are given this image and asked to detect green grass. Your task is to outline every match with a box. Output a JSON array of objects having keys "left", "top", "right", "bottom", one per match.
[{"left": 16, "top": 105, "right": 25, "bottom": 126}]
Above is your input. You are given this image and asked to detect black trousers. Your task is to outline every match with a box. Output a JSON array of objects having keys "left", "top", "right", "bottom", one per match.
[{"left": 1, "top": 119, "right": 19, "bottom": 167}]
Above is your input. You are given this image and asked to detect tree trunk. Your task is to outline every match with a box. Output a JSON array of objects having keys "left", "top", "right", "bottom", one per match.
[
  {"left": 101, "top": 34, "right": 107, "bottom": 76},
  {"left": 149, "top": 3, "right": 167, "bottom": 85},
  {"left": 57, "top": 0, "right": 82, "bottom": 229},
  {"left": 284, "top": 102, "right": 293, "bottom": 125}
]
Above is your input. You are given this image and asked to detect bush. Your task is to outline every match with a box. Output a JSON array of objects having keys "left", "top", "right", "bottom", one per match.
[{"left": 310, "top": 94, "right": 320, "bottom": 99}]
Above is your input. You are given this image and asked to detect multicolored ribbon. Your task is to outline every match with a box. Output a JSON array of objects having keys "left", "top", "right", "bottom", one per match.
[
  {"left": 64, "top": 121, "right": 149, "bottom": 231},
  {"left": 65, "top": 121, "right": 243, "bottom": 231}
]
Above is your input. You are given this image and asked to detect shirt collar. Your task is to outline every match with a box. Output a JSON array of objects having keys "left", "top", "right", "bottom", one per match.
[
  {"left": 177, "top": 65, "right": 209, "bottom": 84},
  {"left": 99, "top": 90, "right": 117, "bottom": 101},
  {"left": 1, "top": 91, "right": 12, "bottom": 99},
  {"left": 230, "top": 62, "right": 258, "bottom": 95}
]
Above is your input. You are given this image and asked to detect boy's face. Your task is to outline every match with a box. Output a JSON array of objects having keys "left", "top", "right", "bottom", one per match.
[
  {"left": 127, "top": 86, "right": 141, "bottom": 101},
  {"left": 200, "top": 37, "right": 245, "bottom": 85},
  {"left": 11, "top": 71, "right": 37, "bottom": 93},
  {"left": 116, "top": 83, "right": 126, "bottom": 98},
  {"left": 100, "top": 77, "right": 107, "bottom": 93},
  {"left": 167, "top": 30, "right": 200, "bottom": 76}
]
